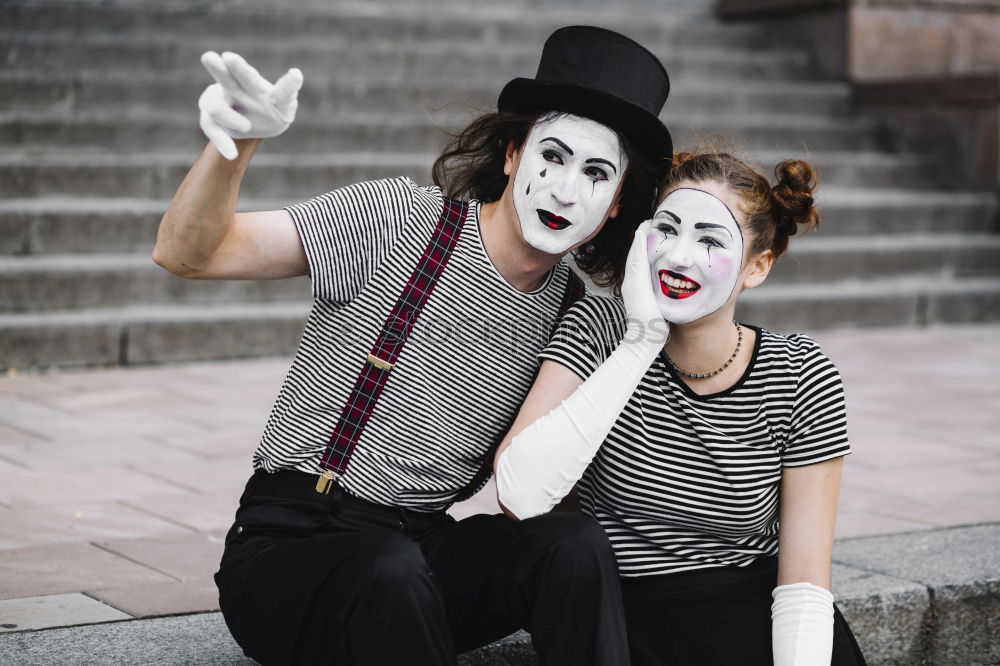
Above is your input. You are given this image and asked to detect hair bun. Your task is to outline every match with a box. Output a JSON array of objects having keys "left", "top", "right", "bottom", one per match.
[
  {"left": 671, "top": 151, "right": 699, "bottom": 173},
  {"left": 771, "top": 160, "right": 819, "bottom": 238}
]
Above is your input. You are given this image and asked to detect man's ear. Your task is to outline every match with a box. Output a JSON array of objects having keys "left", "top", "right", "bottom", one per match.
[
  {"left": 607, "top": 199, "right": 621, "bottom": 220},
  {"left": 743, "top": 249, "right": 775, "bottom": 290},
  {"left": 607, "top": 182, "right": 626, "bottom": 219},
  {"left": 503, "top": 139, "right": 518, "bottom": 177}
]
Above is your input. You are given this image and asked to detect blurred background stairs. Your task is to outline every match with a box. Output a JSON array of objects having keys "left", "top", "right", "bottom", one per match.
[{"left": 2, "top": 0, "right": 999, "bottom": 369}]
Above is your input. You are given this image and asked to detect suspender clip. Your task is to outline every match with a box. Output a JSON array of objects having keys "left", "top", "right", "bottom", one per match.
[
  {"left": 366, "top": 354, "right": 394, "bottom": 371},
  {"left": 315, "top": 469, "right": 337, "bottom": 495}
]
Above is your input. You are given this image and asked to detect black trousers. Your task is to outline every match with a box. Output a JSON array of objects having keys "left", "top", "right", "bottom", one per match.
[
  {"left": 214, "top": 470, "right": 629, "bottom": 666},
  {"left": 621, "top": 556, "right": 868, "bottom": 666}
]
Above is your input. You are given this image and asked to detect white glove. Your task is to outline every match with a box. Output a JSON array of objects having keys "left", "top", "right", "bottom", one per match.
[
  {"left": 496, "top": 221, "right": 668, "bottom": 519},
  {"left": 198, "top": 51, "right": 303, "bottom": 160},
  {"left": 771, "top": 582, "right": 835, "bottom": 666}
]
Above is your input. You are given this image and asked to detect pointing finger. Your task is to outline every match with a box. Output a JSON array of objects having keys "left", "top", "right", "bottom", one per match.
[
  {"left": 201, "top": 51, "right": 246, "bottom": 99},
  {"left": 221, "top": 51, "right": 270, "bottom": 97}
]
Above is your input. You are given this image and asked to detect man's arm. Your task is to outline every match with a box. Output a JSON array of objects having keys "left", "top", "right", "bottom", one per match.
[
  {"left": 152, "top": 139, "right": 307, "bottom": 280},
  {"left": 152, "top": 51, "right": 307, "bottom": 281}
]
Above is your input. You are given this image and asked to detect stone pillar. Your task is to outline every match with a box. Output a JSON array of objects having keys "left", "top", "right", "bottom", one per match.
[{"left": 715, "top": 0, "right": 1000, "bottom": 189}]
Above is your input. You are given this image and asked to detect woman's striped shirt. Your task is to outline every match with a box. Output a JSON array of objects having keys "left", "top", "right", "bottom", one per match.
[
  {"left": 252, "top": 177, "right": 577, "bottom": 511},
  {"left": 539, "top": 296, "right": 852, "bottom": 577}
]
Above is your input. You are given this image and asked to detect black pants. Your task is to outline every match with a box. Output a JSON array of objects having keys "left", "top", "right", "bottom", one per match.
[
  {"left": 214, "top": 470, "right": 629, "bottom": 666},
  {"left": 621, "top": 557, "right": 868, "bottom": 666}
]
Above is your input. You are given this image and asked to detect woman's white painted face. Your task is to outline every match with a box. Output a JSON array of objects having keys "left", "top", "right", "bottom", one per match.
[
  {"left": 513, "top": 114, "right": 627, "bottom": 255},
  {"left": 646, "top": 187, "right": 745, "bottom": 324}
]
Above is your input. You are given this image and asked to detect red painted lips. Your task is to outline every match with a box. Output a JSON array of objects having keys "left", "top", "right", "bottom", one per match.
[
  {"left": 659, "top": 269, "right": 701, "bottom": 300},
  {"left": 536, "top": 209, "right": 571, "bottom": 231}
]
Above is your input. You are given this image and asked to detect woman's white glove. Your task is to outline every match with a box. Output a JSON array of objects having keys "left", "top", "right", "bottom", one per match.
[
  {"left": 198, "top": 51, "right": 303, "bottom": 160},
  {"left": 496, "top": 221, "right": 668, "bottom": 519},
  {"left": 771, "top": 582, "right": 835, "bottom": 666},
  {"left": 621, "top": 219, "right": 670, "bottom": 346}
]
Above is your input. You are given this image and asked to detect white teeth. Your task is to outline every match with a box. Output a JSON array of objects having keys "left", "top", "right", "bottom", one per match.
[{"left": 660, "top": 274, "right": 697, "bottom": 290}]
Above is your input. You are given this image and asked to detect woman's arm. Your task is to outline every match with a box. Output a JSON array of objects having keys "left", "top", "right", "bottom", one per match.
[
  {"left": 772, "top": 456, "right": 844, "bottom": 666},
  {"left": 494, "top": 222, "right": 668, "bottom": 520},
  {"left": 493, "top": 360, "right": 586, "bottom": 519},
  {"left": 778, "top": 456, "right": 843, "bottom": 588}
]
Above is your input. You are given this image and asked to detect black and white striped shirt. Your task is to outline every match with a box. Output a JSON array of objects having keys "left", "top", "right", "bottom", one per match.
[
  {"left": 253, "top": 177, "right": 577, "bottom": 511},
  {"left": 539, "top": 296, "right": 851, "bottom": 577}
]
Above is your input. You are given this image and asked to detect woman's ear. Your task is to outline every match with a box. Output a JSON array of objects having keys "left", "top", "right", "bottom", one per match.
[
  {"left": 503, "top": 139, "right": 519, "bottom": 177},
  {"left": 743, "top": 249, "right": 775, "bottom": 290}
]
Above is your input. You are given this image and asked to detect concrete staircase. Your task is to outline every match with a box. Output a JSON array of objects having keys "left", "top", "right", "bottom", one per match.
[{"left": 3, "top": 0, "right": 999, "bottom": 369}]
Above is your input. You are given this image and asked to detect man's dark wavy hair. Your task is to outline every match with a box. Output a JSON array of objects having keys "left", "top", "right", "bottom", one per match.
[{"left": 431, "top": 111, "right": 662, "bottom": 296}]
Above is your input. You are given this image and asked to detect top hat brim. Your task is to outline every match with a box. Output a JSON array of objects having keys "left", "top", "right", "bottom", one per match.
[{"left": 498, "top": 77, "right": 673, "bottom": 178}]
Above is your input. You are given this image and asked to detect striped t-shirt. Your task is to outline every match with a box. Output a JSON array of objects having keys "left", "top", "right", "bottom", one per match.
[
  {"left": 539, "top": 296, "right": 852, "bottom": 577},
  {"left": 252, "top": 177, "right": 578, "bottom": 511}
]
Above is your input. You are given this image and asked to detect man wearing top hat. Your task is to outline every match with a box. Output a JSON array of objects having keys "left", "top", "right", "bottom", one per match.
[{"left": 153, "top": 26, "right": 672, "bottom": 665}]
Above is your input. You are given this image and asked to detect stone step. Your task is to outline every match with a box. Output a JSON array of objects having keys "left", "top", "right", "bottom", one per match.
[
  {"left": 0, "top": 71, "right": 853, "bottom": 116},
  {"left": 736, "top": 276, "right": 1000, "bottom": 331},
  {"left": 4, "top": 189, "right": 992, "bottom": 257},
  {"left": 0, "top": 112, "right": 886, "bottom": 157},
  {"left": 5, "top": 278, "right": 1000, "bottom": 368},
  {"left": 1, "top": 40, "right": 810, "bottom": 84},
  {"left": 0, "top": 254, "right": 311, "bottom": 313},
  {"left": 770, "top": 234, "right": 1000, "bottom": 284},
  {"left": 0, "top": 25, "right": 780, "bottom": 60},
  {"left": 4, "top": 235, "right": 997, "bottom": 313},
  {"left": 0, "top": 3, "right": 756, "bottom": 47},
  {"left": 0, "top": 146, "right": 913, "bottom": 201}
]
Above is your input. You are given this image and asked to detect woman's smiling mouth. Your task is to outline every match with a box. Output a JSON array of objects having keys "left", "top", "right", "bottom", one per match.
[
  {"left": 536, "top": 209, "right": 571, "bottom": 230},
  {"left": 659, "top": 270, "right": 701, "bottom": 300}
]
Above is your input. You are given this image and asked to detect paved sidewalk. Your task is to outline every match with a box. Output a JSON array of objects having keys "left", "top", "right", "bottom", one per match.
[{"left": 1, "top": 325, "right": 999, "bottom": 633}]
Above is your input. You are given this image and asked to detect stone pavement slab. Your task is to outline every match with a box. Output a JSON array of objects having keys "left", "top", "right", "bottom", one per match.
[
  {"left": 0, "top": 501, "right": 189, "bottom": 550},
  {"left": 0, "top": 542, "right": 176, "bottom": 600},
  {"left": 0, "top": 467, "right": 191, "bottom": 509},
  {"left": 119, "top": 489, "right": 241, "bottom": 533},
  {"left": 0, "top": 593, "right": 129, "bottom": 634},
  {"left": 89, "top": 580, "right": 221, "bottom": 619}
]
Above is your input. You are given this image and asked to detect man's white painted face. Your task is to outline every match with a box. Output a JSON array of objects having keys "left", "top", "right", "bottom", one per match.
[
  {"left": 645, "top": 187, "right": 745, "bottom": 324},
  {"left": 512, "top": 114, "right": 627, "bottom": 255}
]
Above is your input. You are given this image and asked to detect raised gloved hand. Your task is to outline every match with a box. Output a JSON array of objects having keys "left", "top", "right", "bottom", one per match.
[
  {"left": 496, "top": 222, "right": 667, "bottom": 519},
  {"left": 621, "top": 219, "right": 670, "bottom": 347},
  {"left": 198, "top": 51, "right": 303, "bottom": 160}
]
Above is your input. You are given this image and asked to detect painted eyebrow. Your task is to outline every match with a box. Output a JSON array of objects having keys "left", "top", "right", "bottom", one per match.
[
  {"left": 540, "top": 137, "right": 574, "bottom": 155},
  {"left": 655, "top": 210, "right": 681, "bottom": 224},
  {"left": 694, "top": 222, "right": 733, "bottom": 238},
  {"left": 585, "top": 158, "right": 617, "bottom": 174}
]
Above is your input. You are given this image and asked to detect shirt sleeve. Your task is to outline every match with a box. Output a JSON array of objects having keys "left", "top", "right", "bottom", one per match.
[
  {"left": 284, "top": 177, "right": 416, "bottom": 303},
  {"left": 782, "top": 337, "right": 852, "bottom": 467},
  {"left": 537, "top": 296, "right": 627, "bottom": 381}
]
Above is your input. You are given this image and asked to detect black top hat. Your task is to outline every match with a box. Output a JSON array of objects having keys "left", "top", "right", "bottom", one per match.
[{"left": 498, "top": 26, "right": 672, "bottom": 176}]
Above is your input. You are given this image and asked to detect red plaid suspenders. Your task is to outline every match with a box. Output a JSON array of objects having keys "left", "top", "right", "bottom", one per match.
[{"left": 315, "top": 196, "right": 586, "bottom": 496}]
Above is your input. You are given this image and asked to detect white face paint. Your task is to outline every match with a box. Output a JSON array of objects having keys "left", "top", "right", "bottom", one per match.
[
  {"left": 512, "top": 114, "right": 627, "bottom": 255},
  {"left": 645, "top": 188, "right": 745, "bottom": 324}
]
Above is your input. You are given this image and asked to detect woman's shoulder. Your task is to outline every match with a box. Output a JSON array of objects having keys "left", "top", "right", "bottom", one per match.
[
  {"left": 753, "top": 327, "right": 841, "bottom": 379},
  {"left": 565, "top": 294, "right": 627, "bottom": 323}
]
